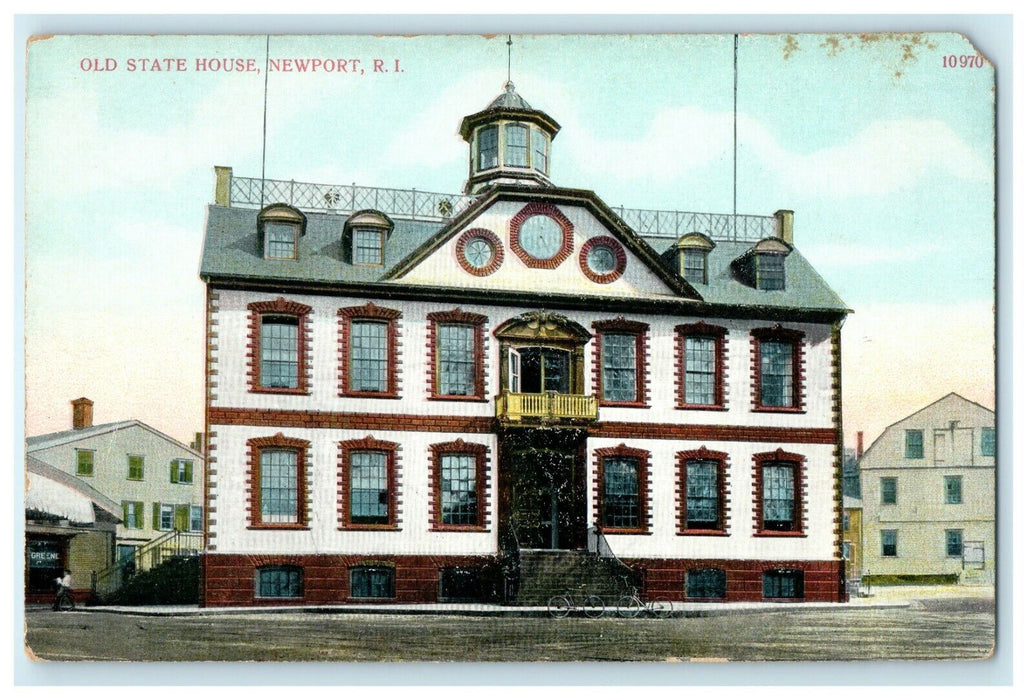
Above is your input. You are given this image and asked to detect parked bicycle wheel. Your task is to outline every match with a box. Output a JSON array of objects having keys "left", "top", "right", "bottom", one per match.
[
  {"left": 616, "top": 595, "right": 642, "bottom": 618},
  {"left": 583, "top": 595, "right": 606, "bottom": 618},
  {"left": 56, "top": 593, "right": 75, "bottom": 612},
  {"left": 647, "top": 600, "right": 673, "bottom": 618},
  {"left": 547, "top": 595, "right": 572, "bottom": 619}
]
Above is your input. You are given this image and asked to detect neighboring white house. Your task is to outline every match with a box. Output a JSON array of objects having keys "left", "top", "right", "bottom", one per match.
[
  {"left": 858, "top": 393, "right": 995, "bottom": 585},
  {"left": 27, "top": 398, "right": 205, "bottom": 563},
  {"left": 199, "top": 81, "right": 850, "bottom": 606}
]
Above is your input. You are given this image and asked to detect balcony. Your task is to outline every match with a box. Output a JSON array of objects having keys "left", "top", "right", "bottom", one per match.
[{"left": 495, "top": 391, "right": 599, "bottom": 425}]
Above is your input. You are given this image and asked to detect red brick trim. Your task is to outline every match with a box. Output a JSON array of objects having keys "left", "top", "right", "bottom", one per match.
[
  {"left": 247, "top": 297, "right": 313, "bottom": 395},
  {"left": 752, "top": 449, "right": 807, "bottom": 537},
  {"left": 427, "top": 309, "right": 489, "bottom": 401},
  {"left": 675, "top": 447, "right": 730, "bottom": 536},
  {"left": 578, "top": 236, "right": 627, "bottom": 284},
  {"left": 208, "top": 407, "right": 837, "bottom": 444},
  {"left": 246, "top": 433, "right": 310, "bottom": 530},
  {"left": 428, "top": 439, "right": 490, "bottom": 532},
  {"left": 592, "top": 444, "right": 652, "bottom": 535},
  {"left": 508, "top": 202, "right": 574, "bottom": 269},
  {"left": 201, "top": 553, "right": 499, "bottom": 607},
  {"left": 674, "top": 321, "right": 729, "bottom": 410},
  {"left": 750, "top": 326, "right": 806, "bottom": 413},
  {"left": 622, "top": 557, "right": 844, "bottom": 603},
  {"left": 455, "top": 228, "right": 504, "bottom": 277},
  {"left": 591, "top": 318, "right": 650, "bottom": 408},
  {"left": 338, "top": 302, "right": 402, "bottom": 399},
  {"left": 338, "top": 436, "right": 402, "bottom": 530}
]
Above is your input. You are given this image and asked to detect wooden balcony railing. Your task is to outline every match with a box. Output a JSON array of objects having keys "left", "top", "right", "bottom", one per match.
[{"left": 495, "top": 391, "right": 599, "bottom": 424}]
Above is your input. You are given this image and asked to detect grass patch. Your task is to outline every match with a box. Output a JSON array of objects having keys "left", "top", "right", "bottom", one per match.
[{"left": 862, "top": 574, "right": 959, "bottom": 586}]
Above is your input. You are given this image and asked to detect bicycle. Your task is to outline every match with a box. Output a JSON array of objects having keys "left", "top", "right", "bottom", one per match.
[
  {"left": 53, "top": 589, "right": 75, "bottom": 612},
  {"left": 616, "top": 590, "right": 673, "bottom": 619},
  {"left": 547, "top": 592, "right": 607, "bottom": 619}
]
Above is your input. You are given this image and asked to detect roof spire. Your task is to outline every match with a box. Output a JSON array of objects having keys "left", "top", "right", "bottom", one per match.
[{"left": 506, "top": 34, "right": 513, "bottom": 85}]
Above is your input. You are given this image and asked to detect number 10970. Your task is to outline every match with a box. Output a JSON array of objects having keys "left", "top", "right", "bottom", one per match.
[{"left": 942, "top": 55, "right": 985, "bottom": 68}]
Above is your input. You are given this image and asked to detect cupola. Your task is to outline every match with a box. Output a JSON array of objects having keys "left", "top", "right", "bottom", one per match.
[{"left": 459, "top": 81, "right": 561, "bottom": 194}]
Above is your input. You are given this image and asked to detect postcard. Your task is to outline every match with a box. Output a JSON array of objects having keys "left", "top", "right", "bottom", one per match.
[{"left": 22, "top": 29, "right": 997, "bottom": 666}]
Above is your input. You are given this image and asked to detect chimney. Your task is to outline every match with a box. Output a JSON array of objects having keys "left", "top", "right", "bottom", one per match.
[
  {"left": 774, "top": 209, "right": 794, "bottom": 244},
  {"left": 71, "top": 397, "right": 94, "bottom": 430},
  {"left": 856, "top": 431, "right": 864, "bottom": 459},
  {"left": 214, "top": 166, "right": 232, "bottom": 206}
]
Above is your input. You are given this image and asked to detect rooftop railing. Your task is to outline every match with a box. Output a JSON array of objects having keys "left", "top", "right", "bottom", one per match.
[{"left": 223, "top": 171, "right": 782, "bottom": 242}]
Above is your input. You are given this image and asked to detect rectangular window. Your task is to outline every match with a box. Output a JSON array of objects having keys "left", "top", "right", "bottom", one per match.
[
  {"left": 684, "top": 460, "right": 719, "bottom": 529},
  {"left": 127, "top": 455, "right": 144, "bottom": 481},
  {"left": 440, "top": 453, "right": 478, "bottom": 526},
  {"left": 762, "top": 569, "right": 803, "bottom": 598},
  {"left": 437, "top": 323, "right": 476, "bottom": 396},
  {"left": 350, "top": 451, "right": 389, "bottom": 525},
  {"left": 757, "top": 254, "right": 785, "bottom": 290},
  {"left": 759, "top": 340, "right": 794, "bottom": 407},
  {"left": 762, "top": 462, "right": 797, "bottom": 531},
  {"left": 189, "top": 505, "right": 203, "bottom": 532},
  {"left": 122, "top": 501, "right": 144, "bottom": 530},
  {"left": 264, "top": 222, "right": 297, "bottom": 260},
  {"left": 683, "top": 336, "right": 716, "bottom": 405},
  {"left": 944, "top": 476, "right": 963, "bottom": 504},
  {"left": 260, "top": 317, "right": 299, "bottom": 389},
  {"left": 880, "top": 477, "right": 897, "bottom": 505},
  {"left": 353, "top": 228, "right": 383, "bottom": 265},
  {"left": 603, "top": 456, "right": 640, "bottom": 529},
  {"left": 350, "top": 566, "right": 395, "bottom": 599},
  {"left": 159, "top": 503, "right": 174, "bottom": 531},
  {"left": 881, "top": 529, "right": 898, "bottom": 557},
  {"left": 685, "top": 569, "right": 726, "bottom": 599},
  {"left": 602, "top": 333, "right": 637, "bottom": 403},
  {"left": 477, "top": 125, "right": 498, "bottom": 170},
  {"left": 504, "top": 123, "right": 529, "bottom": 167},
  {"left": 981, "top": 427, "right": 995, "bottom": 457},
  {"left": 76, "top": 449, "right": 94, "bottom": 477},
  {"left": 170, "top": 459, "right": 194, "bottom": 484},
  {"left": 945, "top": 529, "right": 964, "bottom": 558},
  {"left": 349, "top": 320, "right": 388, "bottom": 392},
  {"left": 905, "top": 429, "right": 924, "bottom": 459},
  {"left": 256, "top": 566, "right": 302, "bottom": 598},
  {"left": 681, "top": 249, "right": 706, "bottom": 284},
  {"left": 532, "top": 128, "right": 548, "bottom": 173},
  {"left": 260, "top": 450, "right": 299, "bottom": 524}
]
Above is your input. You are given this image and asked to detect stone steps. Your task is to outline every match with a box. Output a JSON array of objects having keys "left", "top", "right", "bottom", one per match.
[{"left": 514, "top": 550, "right": 636, "bottom": 605}]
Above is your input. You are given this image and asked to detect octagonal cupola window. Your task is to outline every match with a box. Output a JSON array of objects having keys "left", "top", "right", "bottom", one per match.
[
  {"left": 257, "top": 203, "right": 306, "bottom": 260},
  {"left": 459, "top": 81, "right": 561, "bottom": 194}
]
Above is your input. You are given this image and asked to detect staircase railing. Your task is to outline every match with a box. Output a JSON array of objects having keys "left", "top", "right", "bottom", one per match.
[
  {"left": 587, "top": 522, "right": 641, "bottom": 595},
  {"left": 91, "top": 530, "right": 204, "bottom": 602}
]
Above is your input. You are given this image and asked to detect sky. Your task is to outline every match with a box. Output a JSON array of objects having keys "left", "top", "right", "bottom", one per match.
[{"left": 23, "top": 32, "right": 996, "bottom": 448}]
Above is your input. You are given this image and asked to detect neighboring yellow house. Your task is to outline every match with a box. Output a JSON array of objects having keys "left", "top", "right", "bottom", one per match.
[
  {"left": 26, "top": 398, "right": 204, "bottom": 564},
  {"left": 859, "top": 393, "right": 995, "bottom": 585},
  {"left": 841, "top": 495, "right": 862, "bottom": 581}
]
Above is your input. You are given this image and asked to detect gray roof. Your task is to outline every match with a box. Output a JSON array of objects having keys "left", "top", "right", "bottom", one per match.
[
  {"left": 487, "top": 82, "right": 535, "bottom": 110},
  {"left": 201, "top": 202, "right": 848, "bottom": 315},
  {"left": 27, "top": 419, "right": 202, "bottom": 457}
]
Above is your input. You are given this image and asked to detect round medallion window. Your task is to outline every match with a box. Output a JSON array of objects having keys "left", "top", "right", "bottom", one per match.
[
  {"left": 463, "top": 236, "right": 494, "bottom": 268},
  {"left": 518, "top": 215, "right": 563, "bottom": 260},
  {"left": 586, "top": 245, "right": 617, "bottom": 275}
]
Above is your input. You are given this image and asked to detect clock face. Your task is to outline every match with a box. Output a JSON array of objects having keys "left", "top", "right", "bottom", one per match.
[
  {"left": 586, "top": 245, "right": 617, "bottom": 274},
  {"left": 463, "top": 236, "right": 494, "bottom": 268},
  {"left": 518, "top": 215, "right": 563, "bottom": 260}
]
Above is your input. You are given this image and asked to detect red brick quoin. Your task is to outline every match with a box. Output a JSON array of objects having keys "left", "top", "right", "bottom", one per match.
[
  {"left": 508, "top": 202, "right": 574, "bottom": 269},
  {"left": 338, "top": 302, "right": 402, "bottom": 399},
  {"left": 246, "top": 297, "right": 312, "bottom": 395}
]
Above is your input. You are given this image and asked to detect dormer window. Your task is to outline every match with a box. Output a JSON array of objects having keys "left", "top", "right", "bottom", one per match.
[
  {"left": 675, "top": 233, "right": 715, "bottom": 285},
  {"left": 257, "top": 203, "right": 306, "bottom": 261},
  {"left": 343, "top": 210, "right": 393, "bottom": 266},
  {"left": 734, "top": 237, "right": 792, "bottom": 291}
]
